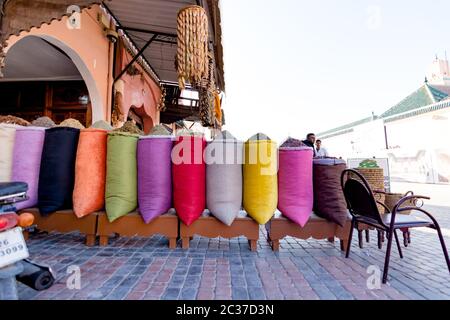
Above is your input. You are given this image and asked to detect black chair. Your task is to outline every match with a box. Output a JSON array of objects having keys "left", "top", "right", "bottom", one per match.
[{"left": 340, "top": 169, "right": 450, "bottom": 283}]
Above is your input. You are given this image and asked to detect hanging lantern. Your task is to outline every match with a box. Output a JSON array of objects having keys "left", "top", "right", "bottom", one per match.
[{"left": 177, "top": 5, "right": 209, "bottom": 89}]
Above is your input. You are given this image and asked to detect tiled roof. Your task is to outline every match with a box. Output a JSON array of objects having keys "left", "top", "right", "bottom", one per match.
[
  {"left": 318, "top": 116, "right": 376, "bottom": 138},
  {"left": 383, "top": 99, "right": 450, "bottom": 123},
  {"left": 381, "top": 84, "right": 450, "bottom": 118}
]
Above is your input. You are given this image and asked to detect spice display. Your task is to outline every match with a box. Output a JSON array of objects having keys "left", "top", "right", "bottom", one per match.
[
  {"left": 149, "top": 124, "right": 171, "bottom": 136},
  {"left": 0, "top": 115, "right": 29, "bottom": 126},
  {"left": 113, "top": 120, "right": 144, "bottom": 135},
  {"left": 90, "top": 120, "right": 113, "bottom": 131},
  {"left": 31, "top": 116, "right": 55, "bottom": 128},
  {"left": 59, "top": 118, "right": 85, "bottom": 129}
]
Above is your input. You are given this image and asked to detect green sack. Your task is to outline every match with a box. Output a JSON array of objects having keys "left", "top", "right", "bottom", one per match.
[{"left": 105, "top": 132, "right": 139, "bottom": 222}]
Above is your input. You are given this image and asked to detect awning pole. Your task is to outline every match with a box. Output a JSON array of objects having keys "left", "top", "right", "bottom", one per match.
[{"left": 114, "top": 34, "right": 157, "bottom": 83}]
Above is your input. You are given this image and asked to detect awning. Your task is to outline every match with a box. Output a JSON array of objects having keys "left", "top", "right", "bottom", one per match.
[{"left": 103, "top": 0, "right": 225, "bottom": 91}]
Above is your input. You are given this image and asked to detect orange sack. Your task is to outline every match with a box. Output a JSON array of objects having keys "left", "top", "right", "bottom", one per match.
[{"left": 73, "top": 128, "right": 108, "bottom": 218}]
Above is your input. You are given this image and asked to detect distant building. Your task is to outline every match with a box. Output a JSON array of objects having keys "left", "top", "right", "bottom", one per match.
[{"left": 319, "top": 57, "right": 450, "bottom": 184}]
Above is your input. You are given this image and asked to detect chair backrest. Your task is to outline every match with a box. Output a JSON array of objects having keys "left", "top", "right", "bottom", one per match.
[{"left": 340, "top": 169, "right": 384, "bottom": 224}]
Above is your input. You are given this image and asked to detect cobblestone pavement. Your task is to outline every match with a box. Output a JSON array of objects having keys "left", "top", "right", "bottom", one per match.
[{"left": 18, "top": 205, "right": 450, "bottom": 300}]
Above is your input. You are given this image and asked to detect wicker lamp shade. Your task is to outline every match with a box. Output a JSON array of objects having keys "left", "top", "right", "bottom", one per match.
[{"left": 177, "top": 5, "right": 209, "bottom": 90}]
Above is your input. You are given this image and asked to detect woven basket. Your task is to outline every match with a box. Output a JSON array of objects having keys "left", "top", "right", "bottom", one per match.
[
  {"left": 353, "top": 168, "right": 385, "bottom": 213},
  {"left": 384, "top": 192, "right": 414, "bottom": 215}
]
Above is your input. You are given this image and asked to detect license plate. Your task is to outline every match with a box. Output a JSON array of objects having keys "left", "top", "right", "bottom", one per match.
[{"left": 0, "top": 227, "right": 29, "bottom": 269}]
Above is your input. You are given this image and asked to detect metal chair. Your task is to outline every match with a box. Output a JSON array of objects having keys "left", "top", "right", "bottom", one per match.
[{"left": 340, "top": 169, "right": 450, "bottom": 283}]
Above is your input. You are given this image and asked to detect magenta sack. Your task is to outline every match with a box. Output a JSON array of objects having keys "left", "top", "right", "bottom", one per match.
[{"left": 277, "top": 146, "right": 314, "bottom": 226}]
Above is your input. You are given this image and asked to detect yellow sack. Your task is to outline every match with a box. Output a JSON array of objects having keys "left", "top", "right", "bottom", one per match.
[{"left": 243, "top": 137, "right": 278, "bottom": 224}]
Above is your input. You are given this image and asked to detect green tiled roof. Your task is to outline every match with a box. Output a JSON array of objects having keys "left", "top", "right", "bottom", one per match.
[
  {"left": 318, "top": 116, "right": 376, "bottom": 137},
  {"left": 317, "top": 83, "right": 450, "bottom": 139},
  {"left": 381, "top": 84, "right": 448, "bottom": 118}
]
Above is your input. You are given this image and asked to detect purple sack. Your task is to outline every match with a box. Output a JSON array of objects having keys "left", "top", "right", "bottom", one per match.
[
  {"left": 11, "top": 127, "right": 46, "bottom": 210},
  {"left": 137, "top": 136, "right": 173, "bottom": 223}
]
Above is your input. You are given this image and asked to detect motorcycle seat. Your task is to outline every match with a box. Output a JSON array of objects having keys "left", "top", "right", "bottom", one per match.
[{"left": 0, "top": 182, "right": 28, "bottom": 197}]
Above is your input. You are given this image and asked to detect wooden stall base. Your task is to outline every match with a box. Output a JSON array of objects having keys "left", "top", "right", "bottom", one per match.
[
  {"left": 96, "top": 211, "right": 178, "bottom": 248},
  {"left": 18, "top": 208, "right": 98, "bottom": 246},
  {"left": 266, "top": 212, "right": 351, "bottom": 252},
  {"left": 180, "top": 212, "right": 259, "bottom": 251}
]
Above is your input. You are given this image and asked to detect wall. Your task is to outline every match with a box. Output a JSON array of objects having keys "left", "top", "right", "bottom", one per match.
[
  {"left": 385, "top": 109, "right": 450, "bottom": 183},
  {"left": 4, "top": 5, "right": 113, "bottom": 122},
  {"left": 321, "top": 119, "right": 386, "bottom": 160},
  {"left": 114, "top": 43, "right": 161, "bottom": 134}
]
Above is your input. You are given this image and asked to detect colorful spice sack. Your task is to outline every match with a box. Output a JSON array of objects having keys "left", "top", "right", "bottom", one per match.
[
  {"left": 137, "top": 135, "right": 173, "bottom": 223},
  {"left": 73, "top": 128, "right": 108, "bottom": 218},
  {"left": 105, "top": 132, "right": 138, "bottom": 222},
  {"left": 172, "top": 135, "right": 206, "bottom": 226},
  {"left": 206, "top": 131, "right": 243, "bottom": 226},
  {"left": 313, "top": 158, "right": 348, "bottom": 226},
  {"left": 278, "top": 143, "right": 314, "bottom": 227},
  {"left": 11, "top": 127, "right": 46, "bottom": 210},
  {"left": 243, "top": 133, "right": 278, "bottom": 225},
  {"left": 38, "top": 127, "right": 80, "bottom": 215},
  {"left": 0, "top": 124, "right": 18, "bottom": 182}
]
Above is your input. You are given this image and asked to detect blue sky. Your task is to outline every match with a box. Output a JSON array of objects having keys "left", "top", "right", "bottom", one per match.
[{"left": 219, "top": 0, "right": 450, "bottom": 142}]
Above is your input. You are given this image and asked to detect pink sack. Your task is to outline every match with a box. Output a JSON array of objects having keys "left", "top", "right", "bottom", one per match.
[
  {"left": 277, "top": 147, "right": 314, "bottom": 226},
  {"left": 11, "top": 127, "right": 46, "bottom": 210}
]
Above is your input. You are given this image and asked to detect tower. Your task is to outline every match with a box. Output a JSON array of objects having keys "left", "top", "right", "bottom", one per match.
[{"left": 426, "top": 54, "right": 450, "bottom": 85}]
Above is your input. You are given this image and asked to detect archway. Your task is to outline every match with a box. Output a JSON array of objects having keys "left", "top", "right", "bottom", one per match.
[
  {"left": 1, "top": 34, "right": 103, "bottom": 124},
  {"left": 2, "top": 5, "right": 113, "bottom": 123}
]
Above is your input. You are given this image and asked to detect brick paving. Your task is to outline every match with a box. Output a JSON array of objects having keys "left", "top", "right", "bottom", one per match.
[{"left": 17, "top": 205, "right": 450, "bottom": 300}]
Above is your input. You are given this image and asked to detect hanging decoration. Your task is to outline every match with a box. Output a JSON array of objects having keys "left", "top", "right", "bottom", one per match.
[
  {"left": 177, "top": 5, "right": 209, "bottom": 89},
  {"left": 157, "top": 86, "right": 167, "bottom": 112}
]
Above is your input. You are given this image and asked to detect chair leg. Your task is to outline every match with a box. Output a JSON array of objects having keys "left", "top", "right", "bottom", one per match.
[
  {"left": 434, "top": 224, "right": 450, "bottom": 273},
  {"left": 377, "top": 230, "right": 383, "bottom": 249},
  {"left": 358, "top": 230, "right": 364, "bottom": 249},
  {"left": 365, "top": 229, "right": 370, "bottom": 243},
  {"left": 394, "top": 229, "right": 403, "bottom": 259},
  {"left": 346, "top": 218, "right": 355, "bottom": 258},
  {"left": 383, "top": 229, "right": 395, "bottom": 284}
]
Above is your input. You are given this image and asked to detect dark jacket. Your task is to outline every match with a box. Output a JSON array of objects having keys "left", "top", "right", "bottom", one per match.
[{"left": 302, "top": 140, "right": 317, "bottom": 157}]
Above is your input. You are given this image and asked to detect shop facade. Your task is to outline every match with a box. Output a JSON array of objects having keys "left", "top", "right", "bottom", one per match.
[{"left": 0, "top": 0, "right": 224, "bottom": 132}]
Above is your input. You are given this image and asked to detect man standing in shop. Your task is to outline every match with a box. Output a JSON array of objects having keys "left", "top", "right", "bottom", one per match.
[
  {"left": 315, "top": 139, "right": 329, "bottom": 158},
  {"left": 302, "top": 133, "right": 317, "bottom": 157}
]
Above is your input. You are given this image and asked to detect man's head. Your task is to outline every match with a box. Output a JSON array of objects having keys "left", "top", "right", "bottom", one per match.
[
  {"left": 306, "top": 133, "right": 316, "bottom": 144},
  {"left": 316, "top": 139, "right": 322, "bottom": 149}
]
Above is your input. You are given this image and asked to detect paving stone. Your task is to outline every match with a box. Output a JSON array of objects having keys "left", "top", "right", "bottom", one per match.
[{"left": 19, "top": 204, "right": 450, "bottom": 300}]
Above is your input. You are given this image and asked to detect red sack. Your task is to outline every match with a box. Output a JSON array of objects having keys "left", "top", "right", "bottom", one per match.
[{"left": 172, "top": 135, "right": 206, "bottom": 226}]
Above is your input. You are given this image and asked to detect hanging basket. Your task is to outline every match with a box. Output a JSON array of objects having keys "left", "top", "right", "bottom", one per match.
[{"left": 177, "top": 5, "right": 209, "bottom": 89}]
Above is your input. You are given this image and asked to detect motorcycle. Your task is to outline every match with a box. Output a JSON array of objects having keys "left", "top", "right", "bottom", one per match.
[{"left": 0, "top": 182, "right": 55, "bottom": 300}]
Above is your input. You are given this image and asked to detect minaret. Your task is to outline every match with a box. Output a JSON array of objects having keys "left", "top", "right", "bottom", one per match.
[{"left": 426, "top": 54, "right": 450, "bottom": 85}]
